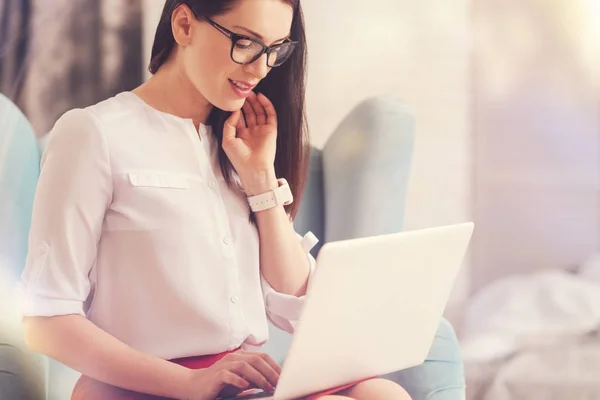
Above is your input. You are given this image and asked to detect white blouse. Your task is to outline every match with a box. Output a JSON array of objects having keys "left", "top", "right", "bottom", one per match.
[{"left": 19, "top": 92, "right": 317, "bottom": 360}]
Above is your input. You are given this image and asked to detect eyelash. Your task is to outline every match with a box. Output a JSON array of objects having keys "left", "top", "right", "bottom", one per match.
[{"left": 236, "top": 34, "right": 287, "bottom": 47}]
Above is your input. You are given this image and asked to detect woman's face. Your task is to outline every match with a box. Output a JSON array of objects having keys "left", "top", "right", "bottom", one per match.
[{"left": 173, "top": 0, "right": 294, "bottom": 112}]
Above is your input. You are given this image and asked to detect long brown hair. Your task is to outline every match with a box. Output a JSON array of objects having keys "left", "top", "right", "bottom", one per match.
[{"left": 149, "top": 0, "right": 309, "bottom": 219}]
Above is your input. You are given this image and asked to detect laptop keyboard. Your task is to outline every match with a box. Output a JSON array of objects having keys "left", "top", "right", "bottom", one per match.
[{"left": 219, "top": 389, "right": 275, "bottom": 399}]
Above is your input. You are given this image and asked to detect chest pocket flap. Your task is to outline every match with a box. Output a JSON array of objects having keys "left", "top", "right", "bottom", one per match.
[{"left": 128, "top": 172, "right": 191, "bottom": 190}]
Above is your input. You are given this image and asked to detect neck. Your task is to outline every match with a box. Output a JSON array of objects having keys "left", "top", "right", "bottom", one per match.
[{"left": 133, "top": 60, "right": 213, "bottom": 130}]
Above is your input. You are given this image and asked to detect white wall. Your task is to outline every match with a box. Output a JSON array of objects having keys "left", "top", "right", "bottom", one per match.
[
  {"left": 141, "top": 0, "right": 473, "bottom": 317},
  {"left": 472, "top": 0, "right": 600, "bottom": 292}
]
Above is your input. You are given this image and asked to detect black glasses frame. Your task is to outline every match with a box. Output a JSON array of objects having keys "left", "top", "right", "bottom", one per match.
[{"left": 188, "top": 9, "right": 297, "bottom": 67}]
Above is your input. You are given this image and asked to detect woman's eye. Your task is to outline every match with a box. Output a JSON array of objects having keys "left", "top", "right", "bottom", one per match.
[{"left": 235, "top": 40, "right": 254, "bottom": 50}]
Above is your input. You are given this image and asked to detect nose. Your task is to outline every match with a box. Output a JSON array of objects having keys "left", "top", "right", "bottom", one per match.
[{"left": 245, "top": 53, "right": 271, "bottom": 80}]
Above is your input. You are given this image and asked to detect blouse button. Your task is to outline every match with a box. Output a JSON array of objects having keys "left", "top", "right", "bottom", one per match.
[{"left": 37, "top": 242, "right": 49, "bottom": 256}]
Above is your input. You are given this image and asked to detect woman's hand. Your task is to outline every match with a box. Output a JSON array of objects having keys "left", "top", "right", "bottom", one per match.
[
  {"left": 222, "top": 92, "right": 279, "bottom": 196},
  {"left": 182, "top": 350, "right": 280, "bottom": 400}
]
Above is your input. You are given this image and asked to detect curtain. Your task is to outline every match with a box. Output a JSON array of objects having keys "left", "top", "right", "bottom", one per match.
[
  {"left": 0, "top": 0, "right": 31, "bottom": 103},
  {"left": 0, "top": 0, "right": 143, "bottom": 135}
]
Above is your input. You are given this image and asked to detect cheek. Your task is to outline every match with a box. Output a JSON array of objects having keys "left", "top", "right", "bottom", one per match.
[
  {"left": 185, "top": 42, "right": 220, "bottom": 85},
  {"left": 185, "top": 42, "right": 240, "bottom": 102}
]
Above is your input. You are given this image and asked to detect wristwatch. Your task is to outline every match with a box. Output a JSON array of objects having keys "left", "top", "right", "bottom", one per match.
[{"left": 247, "top": 178, "right": 294, "bottom": 212}]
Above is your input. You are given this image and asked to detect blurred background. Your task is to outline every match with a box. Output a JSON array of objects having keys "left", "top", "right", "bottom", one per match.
[{"left": 1, "top": 0, "right": 600, "bottom": 399}]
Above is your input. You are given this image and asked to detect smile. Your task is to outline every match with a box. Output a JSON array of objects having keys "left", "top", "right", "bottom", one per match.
[{"left": 229, "top": 79, "right": 256, "bottom": 98}]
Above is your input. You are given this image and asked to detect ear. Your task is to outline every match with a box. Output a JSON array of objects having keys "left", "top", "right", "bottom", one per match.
[{"left": 171, "top": 4, "right": 196, "bottom": 46}]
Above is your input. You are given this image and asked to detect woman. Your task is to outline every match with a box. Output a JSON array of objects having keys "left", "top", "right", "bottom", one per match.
[{"left": 20, "top": 0, "right": 411, "bottom": 399}]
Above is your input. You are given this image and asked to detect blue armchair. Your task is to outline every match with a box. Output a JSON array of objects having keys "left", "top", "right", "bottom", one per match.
[
  {"left": 0, "top": 93, "right": 45, "bottom": 399},
  {"left": 0, "top": 93, "right": 465, "bottom": 400}
]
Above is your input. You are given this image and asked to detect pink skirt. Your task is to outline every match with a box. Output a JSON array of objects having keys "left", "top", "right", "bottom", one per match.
[{"left": 71, "top": 349, "right": 366, "bottom": 399}]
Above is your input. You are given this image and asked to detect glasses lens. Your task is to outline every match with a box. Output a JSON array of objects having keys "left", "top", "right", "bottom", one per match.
[
  {"left": 268, "top": 42, "right": 297, "bottom": 67},
  {"left": 232, "top": 39, "right": 264, "bottom": 64}
]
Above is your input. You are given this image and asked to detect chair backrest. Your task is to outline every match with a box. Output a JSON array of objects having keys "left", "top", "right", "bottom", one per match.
[
  {"left": 0, "top": 95, "right": 46, "bottom": 400},
  {"left": 323, "top": 95, "right": 415, "bottom": 242},
  {"left": 292, "top": 147, "right": 325, "bottom": 256},
  {"left": 0, "top": 94, "right": 40, "bottom": 281},
  {"left": 293, "top": 96, "right": 416, "bottom": 256}
]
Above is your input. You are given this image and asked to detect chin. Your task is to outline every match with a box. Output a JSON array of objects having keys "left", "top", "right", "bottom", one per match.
[{"left": 212, "top": 97, "right": 245, "bottom": 112}]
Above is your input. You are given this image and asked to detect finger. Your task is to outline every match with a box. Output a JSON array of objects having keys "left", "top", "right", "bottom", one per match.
[
  {"left": 247, "top": 92, "right": 267, "bottom": 126},
  {"left": 238, "top": 109, "right": 247, "bottom": 130},
  {"left": 231, "top": 351, "right": 280, "bottom": 378},
  {"left": 219, "top": 369, "right": 250, "bottom": 390},
  {"left": 259, "top": 353, "right": 282, "bottom": 376},
  {"left": 242, "top": 100, "right": 256, "bottom": 127},
  {"left": 256, "top": 93, "right": 278, "bottom": 127},
  {"left": 223, "top": 110, "right": 241, "bottom": 144},
  {"left": 242, "top": 354, "right": 279, "bottom": 387},
  {"left": 231, "top": 361, "right": 275, "bottom": 392}
]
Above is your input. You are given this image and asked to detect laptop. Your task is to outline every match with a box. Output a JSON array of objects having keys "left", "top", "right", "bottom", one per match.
[{"left": 224, "top": 222, "right": 474, "bottom": 400}]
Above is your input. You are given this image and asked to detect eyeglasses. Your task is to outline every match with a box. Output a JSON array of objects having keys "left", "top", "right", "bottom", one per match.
[{"left": 191, "top": 11, "right": 298, "bottom": 68}]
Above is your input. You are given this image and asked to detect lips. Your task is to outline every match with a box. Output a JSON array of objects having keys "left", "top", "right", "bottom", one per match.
[
  {"left": 229, "top": 79, "right": 256, "bottom": 91},
  {"left": 228, "top": 79, "right": 257, "bottom": 98}
]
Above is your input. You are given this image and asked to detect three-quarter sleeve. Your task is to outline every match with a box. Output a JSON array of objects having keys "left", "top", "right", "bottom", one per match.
[{"left": 20, "top": 109, "right": 112, "bottom": 317}]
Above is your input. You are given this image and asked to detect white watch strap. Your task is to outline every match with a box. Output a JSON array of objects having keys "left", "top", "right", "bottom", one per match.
[{"left": 248, "top": 178, "right": 294, "bottom": 212}]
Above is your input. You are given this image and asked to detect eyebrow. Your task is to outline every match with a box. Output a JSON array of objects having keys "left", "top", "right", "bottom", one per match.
[{"left": 232, "top": 25, "right": 290, "bottom": 43}]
